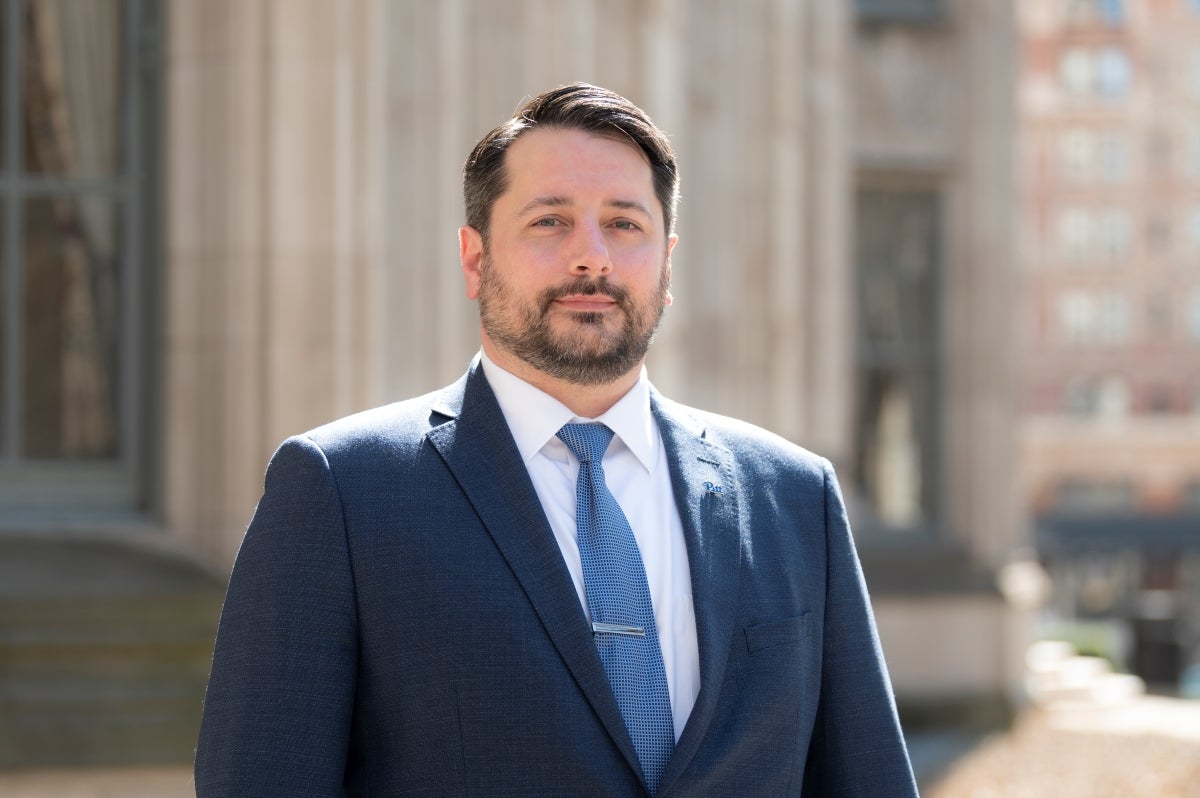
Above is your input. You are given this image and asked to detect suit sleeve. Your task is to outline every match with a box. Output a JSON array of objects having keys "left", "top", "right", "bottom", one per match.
[
  {"left": 802, "top": 460, "right": 919, "bottom": 797},
  {"left": 195, "top": 435, "right": 359, "bottom": 798}
]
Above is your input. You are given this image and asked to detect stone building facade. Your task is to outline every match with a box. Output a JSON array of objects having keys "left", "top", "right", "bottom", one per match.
[{"left": 1, "top": 0, "right": 1026, "bottom": 765}]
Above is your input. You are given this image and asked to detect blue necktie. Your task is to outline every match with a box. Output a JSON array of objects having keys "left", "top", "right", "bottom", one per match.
[{"left": 557, "top": 423, "right": 674, "bottom": 795}]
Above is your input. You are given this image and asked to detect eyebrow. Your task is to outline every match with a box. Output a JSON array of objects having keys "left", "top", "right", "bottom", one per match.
[{"left": 516, "top": 196, "right": 653, "bottom": 218}]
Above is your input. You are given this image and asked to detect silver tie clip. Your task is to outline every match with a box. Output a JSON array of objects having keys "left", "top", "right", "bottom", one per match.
[{"left": 592, "top": 622, "right": 646, "bottom": 637}]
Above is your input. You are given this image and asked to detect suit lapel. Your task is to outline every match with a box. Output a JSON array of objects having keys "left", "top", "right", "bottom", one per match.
[
  {"left": 651, "top": 394, "right": 743, "bottom": 793},
  {"left": 425, "top": 361, "right": 645, "bottom": 779}
]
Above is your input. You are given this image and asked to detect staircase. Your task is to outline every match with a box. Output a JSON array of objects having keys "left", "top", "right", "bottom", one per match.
[
  {"left": 0, "top": 535, "right": 226, "bottom": 768},
  {"left": 1025, "top": 639, "right": 1146, "bottom": 706}
]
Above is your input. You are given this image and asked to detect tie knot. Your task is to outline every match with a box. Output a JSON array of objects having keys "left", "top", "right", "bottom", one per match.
[{"left": 557, "top": 423, "right": 615, "bottom": 465}]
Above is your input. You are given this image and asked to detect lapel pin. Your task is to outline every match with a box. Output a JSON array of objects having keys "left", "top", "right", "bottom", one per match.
[{"left": 703, "top": 481, "right": 724, "bottom": 494}]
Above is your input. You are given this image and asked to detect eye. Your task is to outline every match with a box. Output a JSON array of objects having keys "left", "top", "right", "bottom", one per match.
[
  {"left": 531, "top": 217, "right": 563, "bottom": 228},
  {"left": 610, "top": 219, "right": 641, "bottom": 231}
]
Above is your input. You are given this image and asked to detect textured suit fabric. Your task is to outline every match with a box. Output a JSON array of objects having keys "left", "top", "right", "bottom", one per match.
[{"left": 195, "top": 359, "right": 919, "bottom": 797}]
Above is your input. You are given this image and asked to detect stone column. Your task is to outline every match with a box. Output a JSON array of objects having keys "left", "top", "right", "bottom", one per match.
[{"left": 165, "top": 0, "right": 385, "bottom": 564}]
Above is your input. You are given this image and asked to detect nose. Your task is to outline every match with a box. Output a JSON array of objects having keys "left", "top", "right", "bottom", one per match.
[{"left": 570, "top": 221, "right": 613, "bottom": 276}]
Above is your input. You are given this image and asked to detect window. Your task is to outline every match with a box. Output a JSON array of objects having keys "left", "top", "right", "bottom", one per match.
[
  {"left": 1145, "top": 386, "right": 1173, "bottom": 415},
  {"left": 1059, "top": 129, "right": 1095, "bottom": 181},
  {"left": 1187, "top": 207, "right": 1200, "bottom": 255},
  {"left": 1063, "top": 375, "right": 1129, "bottom": 417},
  {"left": 1096, "top": 294, "right": 1131, "bottom": 342},
  {"left": 1061, "top": 48, "right": 1096, "bottom": 96},
  {"left": 1098, "top": 131, "right": 1130, "bottom": 182},
  {"left": 1187, "top": 129, "right": 1200, "bottom": 178},
  {"left": 1096, "top": 375, "right": 1131, "bottom": 418},
  {"left": 1065, "top": 376, "right": 1099, "bottom": 415},
  {"left": 1146, "top": 292, "right": 1172, "bottom": 336},
  {"left": 1061, "top": 291, "right": 1095, "bottom": 343},
  {"left": 1059, "top": 208, "right": 1092, "bottom": 260},
  {"left": 1058, "top": 130, "right": 1130, "bottom": 183},
  {"left": 0, "top": 0, "right": 159, "bottom": 514},
  {"left": 1066, "top": 0, "right": 1125, "bottom": 26},
  {"left": 1059, "top": 47, "right": 1132, "bottom": 99},
  {"left": 1187, "top": 292, "right": 1200, "bottom": 342},
  {"left": 856, "top": 0, "right": 944, "bottom": 25},
  {"left": 1057, "top": 207, "right": 1130, "bottom": 263},
  {"left": 1147, "top": 216, "right": 1171, "bottom": 252},
  {"left": 1059, "top": 291, "right": 1129, "bottom": 344},
  {"left": 1098, "top": 209, "right": 1131, "bottom": 260},
  {"left": 1148, "top": 131, "right": 1172, "bottom": 172},
  {"left": 1097, "top": 48, "right": 1131, "bottom": 97},
  {"left": 1096, "top": 0, "right": 1124, "bottom": 24},
  {"left": 855, "top": 189, "right": 940, "bottom": 531}
]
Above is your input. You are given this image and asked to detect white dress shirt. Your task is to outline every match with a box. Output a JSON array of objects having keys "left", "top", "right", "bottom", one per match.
[{"left": 479, "top": 350, "right": 700, "bottom": 741}]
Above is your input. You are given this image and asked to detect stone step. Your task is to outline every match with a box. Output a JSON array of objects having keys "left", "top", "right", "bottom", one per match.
[
  {"left": 0, "top": 536, "right": 226, "bottom": 768},
  {"left": 1024, "top": 639, "right": 1146, "bottom": 706},
  {"left": 2, "top": 597, "right": 221, "bottom": 644}
]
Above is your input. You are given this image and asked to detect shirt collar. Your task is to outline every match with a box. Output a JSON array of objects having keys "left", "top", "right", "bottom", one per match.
[{"left": 478, "top": 349, "right": 659, "bottom": 474}]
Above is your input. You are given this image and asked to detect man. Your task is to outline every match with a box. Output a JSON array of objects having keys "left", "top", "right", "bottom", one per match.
[{"left": 195, "top": 83, "right": 918, "bottom": 797}]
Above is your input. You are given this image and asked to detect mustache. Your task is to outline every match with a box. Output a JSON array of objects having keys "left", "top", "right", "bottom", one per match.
[{"left": 539, "top": 278, "right": 630, "bottom": 311}]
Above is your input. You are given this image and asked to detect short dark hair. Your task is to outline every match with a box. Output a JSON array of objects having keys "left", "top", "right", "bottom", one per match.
[{"left": 463, "top": 83, "right": 679, "bottom": 241}]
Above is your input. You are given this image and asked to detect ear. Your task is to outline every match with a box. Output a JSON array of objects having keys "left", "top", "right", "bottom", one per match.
[
  {"left": 460, "top": 225, "right": 484, "bottom": 300},
  {"left": 663, "top": 234, "right": 678, "bottom": 307}
]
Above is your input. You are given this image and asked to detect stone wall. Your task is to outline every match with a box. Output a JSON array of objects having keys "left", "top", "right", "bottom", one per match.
[
  {"left": 162, "top": 0, "right": 1026, "bottom": 719},
  {"left": 164, "top": 0, "right": 854, "bottom": 565}
]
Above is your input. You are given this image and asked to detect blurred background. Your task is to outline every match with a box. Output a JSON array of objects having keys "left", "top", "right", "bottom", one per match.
[{"left": 0, "top": 0, "right": 1197, "bottom": 794}]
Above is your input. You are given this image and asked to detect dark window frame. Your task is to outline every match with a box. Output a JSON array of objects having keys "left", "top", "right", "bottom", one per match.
[
  {"left": 0, "top": 0, "right": 160, "bottom": 519},
  {"left": 855, "top": 0, "right": 946, "bottom": 27},
  {"left": 852, "top": 184, "right": 944, "bottom": 539}
]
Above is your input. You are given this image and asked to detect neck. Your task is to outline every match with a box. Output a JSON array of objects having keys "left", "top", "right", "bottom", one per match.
[{"left": 480, "top": 339, "right": 642, "bottom": 419}]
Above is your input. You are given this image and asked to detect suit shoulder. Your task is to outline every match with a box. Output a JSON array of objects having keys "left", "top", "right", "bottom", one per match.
[
  {"left": 655, "top": 395, "right": 830, "bottom": 480},
  {"left": 294, "top": 383, "right": 456, "bottom": 457}
]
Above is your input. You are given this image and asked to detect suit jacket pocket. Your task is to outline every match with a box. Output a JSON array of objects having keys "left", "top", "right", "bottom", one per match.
[{"left": 743, "top": 613, "right": 811, "bottom": 653}]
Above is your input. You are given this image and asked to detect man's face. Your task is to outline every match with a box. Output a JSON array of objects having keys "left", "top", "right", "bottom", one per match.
[{"left": 460, "top": 127, "right": 676, "bottom": 386}]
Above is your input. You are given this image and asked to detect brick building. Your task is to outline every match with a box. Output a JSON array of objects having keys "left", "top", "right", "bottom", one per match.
[{"left": 1018, "top": 0, "right": 1200, "bottom": 688}]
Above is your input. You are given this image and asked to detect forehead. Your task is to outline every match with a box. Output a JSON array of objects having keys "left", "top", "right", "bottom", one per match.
[{"left": 500, "top": 127, "right": 656, "bottom": 204}]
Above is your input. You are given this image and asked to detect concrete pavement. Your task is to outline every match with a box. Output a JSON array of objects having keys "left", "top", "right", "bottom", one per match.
[{"left": 0, "top": 765, "right": 193, "bottom": 797}]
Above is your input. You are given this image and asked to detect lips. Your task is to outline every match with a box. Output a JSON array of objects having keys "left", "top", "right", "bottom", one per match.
[
  {"left": 540, "top": 279, "right": 629, "bottom": 315},
  {"left": 554, "top": 294, "right": 618, "bottom": 312}
]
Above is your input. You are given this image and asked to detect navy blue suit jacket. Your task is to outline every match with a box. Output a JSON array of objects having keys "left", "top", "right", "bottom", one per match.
[{"left": 195, "top": 360, "right": 918, "bottom": 796}]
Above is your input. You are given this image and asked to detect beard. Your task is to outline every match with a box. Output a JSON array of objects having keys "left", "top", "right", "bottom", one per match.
[{"left": 477, "top": 254, "right": 670, "bottom": 386}]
